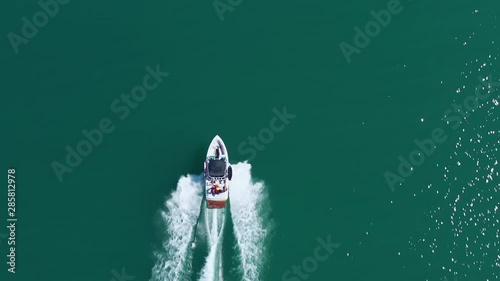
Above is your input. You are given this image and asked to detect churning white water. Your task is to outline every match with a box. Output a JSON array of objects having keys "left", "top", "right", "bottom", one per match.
[
  {"left": 151, "top": 162, "right": 271, "bottom": 281},
  {"left": 229, "top": 162, "right": 271, "bottom": 281},
  {"left": 150, "top": 175, "right": 204, "bottom": 281}
]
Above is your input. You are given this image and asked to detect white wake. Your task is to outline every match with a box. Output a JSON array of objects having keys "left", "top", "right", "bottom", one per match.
[
  {"left": 229, "top": 162, "right": 271, "bottom": 281},
  {"left": 150, "top": 162, "right": 271, "bottom": 281},
  {"left": 199, "top": 208, "right": 225, "bottom": 281},
  {"left": 150, "top": 174, "right": 204, "bottom": 281}
]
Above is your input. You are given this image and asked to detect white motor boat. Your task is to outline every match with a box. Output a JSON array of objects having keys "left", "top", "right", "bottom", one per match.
[{"left": 203, "top": 135, "right": 232, "bottom": 208}]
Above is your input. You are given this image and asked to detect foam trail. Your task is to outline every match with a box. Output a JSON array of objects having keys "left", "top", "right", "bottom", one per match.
[
  {"left": 150, "top": 175, "right": 204, "bottom": 281},
  {"left": 199, "top": 208, "right": 225, "bottom": 281},
  {"left": 230, "top": 162, "right": 271, "bottom": 281}
]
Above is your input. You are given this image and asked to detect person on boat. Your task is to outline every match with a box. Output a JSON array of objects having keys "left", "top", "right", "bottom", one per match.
[{"left": 210, "top": 183, "right": 220, "bottom": 195}]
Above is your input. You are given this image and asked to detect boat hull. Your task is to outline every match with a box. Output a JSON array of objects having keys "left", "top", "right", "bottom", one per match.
[{"left": 204, "top": 135, "right": 230, "bottom": 209}]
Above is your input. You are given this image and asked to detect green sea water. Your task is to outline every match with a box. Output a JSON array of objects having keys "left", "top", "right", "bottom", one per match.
[{"left": 1, "top": 0, "right": 499, "bottom": 280}]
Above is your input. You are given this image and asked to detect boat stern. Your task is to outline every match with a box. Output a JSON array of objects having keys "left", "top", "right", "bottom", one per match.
[{"left": 207, "top": 200, "right": 227, "bottom": 209}]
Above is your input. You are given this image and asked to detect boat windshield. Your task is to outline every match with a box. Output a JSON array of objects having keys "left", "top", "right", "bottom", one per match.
[{"left": 208, "top": 159, "right": 226, "bottom": 177}]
